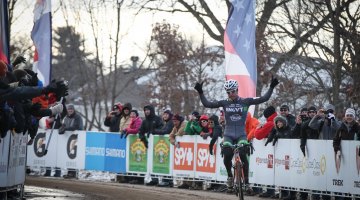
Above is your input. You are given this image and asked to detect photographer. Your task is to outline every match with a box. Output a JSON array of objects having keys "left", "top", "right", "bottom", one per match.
[
  {"left": 309, "top": 104, "right": 340, "bottom": 140},
  {"left": 292, "top": 107, "right": 308, "bottom": 138},
  {"left": 104, "top": 103, "right": 122, "bottom": 132}
]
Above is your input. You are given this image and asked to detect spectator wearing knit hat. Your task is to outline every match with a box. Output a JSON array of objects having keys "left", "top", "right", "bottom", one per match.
[
  {"left": 169, "top": 114, "right": 187, "bottom": 146},
  {"left": 184, "top": 111, "right": 202, "bottom": 135},
  {"left": 153, "top": 110, "right": 174, "bottom": 135},
  {"left": 199, "top": 115, "right": 213, "bottom": 139},
  {"left": 58, "top": 104, "right": 83, "bottom": 134},
  {"left": 333, "top": 108, "right": 360, "bottom": 154},
  {"left": 254, "top": 106, "right": 277, "bottom": 140},
  {"left": 309, "top": 103, "right": 341, "bottom": 140},
  {"left": 104, "top": 103, "right": 122, "bottom": 132}
]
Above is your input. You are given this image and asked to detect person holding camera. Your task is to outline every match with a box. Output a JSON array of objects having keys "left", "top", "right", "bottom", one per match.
[
  {"left": 309, "top": 104, "right": 341, "bottom": 141},
  {"left": 104, "top": 103, "right": 123, "bottom": 132}
]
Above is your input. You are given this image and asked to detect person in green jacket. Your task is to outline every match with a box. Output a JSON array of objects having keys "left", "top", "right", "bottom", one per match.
[{"left": 184, "top": 111, "right": 202, "bottom": 135}]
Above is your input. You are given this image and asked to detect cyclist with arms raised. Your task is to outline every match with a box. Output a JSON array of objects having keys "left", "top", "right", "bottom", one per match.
[{"left": 194, "top": 78, "right": 279, "bottom": 189}]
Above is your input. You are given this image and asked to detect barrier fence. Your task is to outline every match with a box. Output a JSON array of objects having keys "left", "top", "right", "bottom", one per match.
[{"left": 1, "top": 129, "right": 358, "bottom": 196}]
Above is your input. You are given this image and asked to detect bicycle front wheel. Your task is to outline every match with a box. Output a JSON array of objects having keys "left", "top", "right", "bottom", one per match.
[{"left": 236, "top": 162, "right": 244, "bottom": 200}]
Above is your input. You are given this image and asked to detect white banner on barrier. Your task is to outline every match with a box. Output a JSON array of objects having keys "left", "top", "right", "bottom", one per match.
[
  {"left": 173, "top": 135, "right": 196, "bottom": 178},
  {"left": 0, "top": 131, "right": 10, "bottom": 187},
  {"left": 326, "top": 140, "right": 352, "bottom": 194},
  {"left": 274, "top": 139, "right": 292, "bottom": 187},
  {"left": 289, "top": 139, "right": 307, "bottom": 189},
  {"left": 249, "top": 139, "right": 274, "bottom": 185},
  {"left": 56, "top": 131, "right": 86, "bottom": 170},
  {"left": 195, "top": 136, "right": 216, "bottom": 180},
  {"left": 7, "top": 133, "right": 27, "bottom": 186},
  {"left": 215, "top": 140, "right": 227, "bottom": 182},
  {"left": 305, "top": 140, "right": 327, "bottom": 191},
  {"left": 26, "top": 129, "right": 58, "bottom": 168},
  {"left": 349, "top": 141, "right": 360, "bottom": 195}
]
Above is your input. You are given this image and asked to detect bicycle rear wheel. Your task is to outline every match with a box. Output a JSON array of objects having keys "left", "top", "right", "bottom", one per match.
[{"left": 236, "top": 162, "right": 244, "bottom": 200}]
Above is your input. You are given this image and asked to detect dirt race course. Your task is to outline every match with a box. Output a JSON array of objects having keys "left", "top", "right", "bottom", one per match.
[{"left": 25, "top": 176, "right": 263, "bottom": 200}]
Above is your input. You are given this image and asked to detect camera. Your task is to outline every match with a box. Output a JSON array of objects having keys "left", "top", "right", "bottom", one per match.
[{"left": 300, "top": 114, "right": 308, "bottom": 121}]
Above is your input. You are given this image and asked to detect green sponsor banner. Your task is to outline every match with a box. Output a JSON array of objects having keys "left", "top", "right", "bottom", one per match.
[
  {"left": 152, "top": 136, "right": 170, "bottom": 174},
  {"left": 128, "top": 135, "right": 147, "bottom": 172}
]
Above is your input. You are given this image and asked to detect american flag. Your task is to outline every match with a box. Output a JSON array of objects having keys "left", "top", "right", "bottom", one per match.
[
  {"left": 0, "top": 0, "right": 10, "bottom": 65},
  {"left": 31, "top": 0, "right": 52, "bottom": 86},
  {"left": 224, "top": 0, "right": 256, "bottom": 98}
]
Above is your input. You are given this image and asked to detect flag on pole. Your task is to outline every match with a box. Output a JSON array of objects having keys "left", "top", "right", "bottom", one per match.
[
  {"left": 0, "top": 0, "right": 10, "bottom": 65},
  {"left": 224, "top": 0, "right": 257, "bottom": 98},
  {"left": 31, "top": 0, "right": 52, "bottom": 86}
]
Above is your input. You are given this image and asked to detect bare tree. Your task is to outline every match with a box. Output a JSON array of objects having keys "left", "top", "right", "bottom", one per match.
[{"left": 145, "top": 21, "right": 224, "bottom": 115}]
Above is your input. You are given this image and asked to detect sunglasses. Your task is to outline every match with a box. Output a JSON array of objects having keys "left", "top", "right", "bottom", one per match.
[
  {"left": 280, "top": 109, "right": 288, "bottom": 112},
  {"left": 208, "top": 121, "right": 214, "bottom": 124},
  {"left": 201, "top": 120, "right": 208, "bottom": 123},
  {"left": 226, "top": 90, "right": 237, "bottom": 94}
]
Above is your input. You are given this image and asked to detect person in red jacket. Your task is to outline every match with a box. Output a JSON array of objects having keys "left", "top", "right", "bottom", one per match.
[
  {"left": 254, "top": 106, "right": 277, "bottom": 140},
  {"left": 120, "top": 110, "right": 142, "bottom": 138}
]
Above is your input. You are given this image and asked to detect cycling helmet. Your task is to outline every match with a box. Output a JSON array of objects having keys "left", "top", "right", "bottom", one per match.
[{"left": 224, "top": 79, "right": 238, "bottom": 91}]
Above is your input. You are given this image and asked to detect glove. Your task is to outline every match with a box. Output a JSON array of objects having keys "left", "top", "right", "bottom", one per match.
[
  {"left": 124, "top": 132, "right": 129, "bottom": 139},
  {"left": 358, "top": 148, "right": 360, "bottom": 157},
  {"left": 30, "top": 103, "right": 42, "bottom": 113},
  {"left": 300, "top": 146, "right": 306, "bottom": 157},
  {"left": 209, "top": 144, "right": 213, "bottom": 155},
  {"left": 327, "top": 113, "right": 335, "bottom": 120},
  {"left": 194, "top": 82, "right": 204, "bottom": 94},
  {"left": 265, "top": 140, "right": 270, "bottom": 146},
  {"left": 24, "top": 69, "right": 39, "bottom": 86},
  {"left": 270, "top": 75, "right": 279, "bottom": 88},
  {"left": 147, "top": 132, "right": 151, "bottom": 138},
  {"left": 140, "top": 136, "right": 148, "bottom": 148},
  {"left": 12, "top": 55, "right": 26, "bottom": 67},
  {"left": 42, "top": 80, "right": 69, "bottom": 97},
  {"left": 272, "top": 136, "right": 279, "bottom": 146},
  {"left": 209, "top": 139, "right": 216, "bottom": 155}
]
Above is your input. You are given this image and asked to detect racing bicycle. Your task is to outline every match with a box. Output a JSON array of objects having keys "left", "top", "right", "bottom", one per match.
[{"left": 221, "top": 142, "right": 252, "bottom": 200}]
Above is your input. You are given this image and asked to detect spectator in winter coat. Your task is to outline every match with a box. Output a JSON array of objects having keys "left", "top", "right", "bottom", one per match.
[
  {"left": 169, "top": 114, "right": 187, "bottom": 146},
  {"left": 246, "top": 112, "right": 260, "bottom": 141},
  {"left": 153, "top": 110, "right": 174, "bottom": 135},
  {"left": 292, "top": 107, "right": 308, "bottom": 138},
  {"left": 254, "top": 106, "right": 277, "bottom": 140},
  {"left": 138, "top": 104, "right": 163, "bottom": 148},
  {"left": 309, "top": 104, "right": 341, "bottom": 140},
  {"left": 120, "top": 110, "right": 142, "bottom": 138},
  {"left": 199, "top": 114, "right": 213, "bottom": 139},
  {"left": 184, "top": 111, "right": 202, "bottom": 135},
  {"left": 119, "top": 103, "right": 132, "bottom": 132},
  {"left": 104, "top": 103, "right": 122, "bottom": 132},
  {"left": 300, "top": 106, "right": 319, "bottom": 157},
  {"left": 279, "top": 104, "right": 296, "bottom": 129},
  {"left": 208, "top": 114, "right": 223, "bottom": 155},
  {"left": 59, "top": 104, "right": 83, "bottom": 134},
  {"left": 265, "top": 115, "right": 292, "bottom": 146},
  {"left": 333, "top": 108, "right": 360, "bottom": 159}
]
